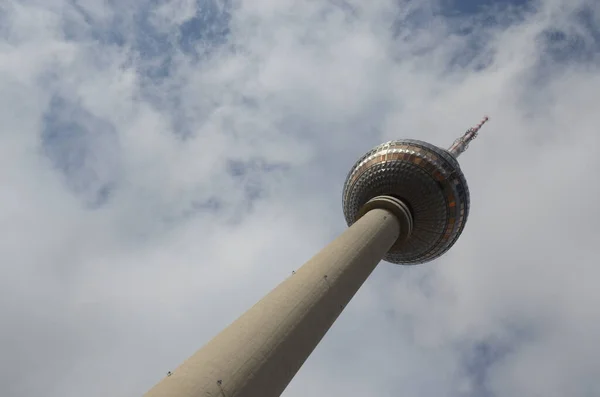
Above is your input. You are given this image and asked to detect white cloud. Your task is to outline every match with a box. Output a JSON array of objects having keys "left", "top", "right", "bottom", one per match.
[{"left": 1, "top": 0, "right": 599, "bottom": 396}]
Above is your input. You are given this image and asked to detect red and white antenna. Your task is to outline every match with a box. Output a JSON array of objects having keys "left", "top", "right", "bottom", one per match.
[{"left": 448, "top": 115, "right": 489, "bottom": 157}]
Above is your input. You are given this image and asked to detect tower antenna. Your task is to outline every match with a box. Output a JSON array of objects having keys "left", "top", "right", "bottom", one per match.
[{"left": 447, "top": 115, "right": 489, "bottom": 157}]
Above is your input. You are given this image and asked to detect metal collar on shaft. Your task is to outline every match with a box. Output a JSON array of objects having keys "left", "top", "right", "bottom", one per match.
[{"left": 356, "top": 195, "right": 413, "bottom": 251}]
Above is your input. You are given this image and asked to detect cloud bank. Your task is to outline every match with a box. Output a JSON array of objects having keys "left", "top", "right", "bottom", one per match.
[{"left": 1, "top": 0, "right": 599, "bottom": 396}]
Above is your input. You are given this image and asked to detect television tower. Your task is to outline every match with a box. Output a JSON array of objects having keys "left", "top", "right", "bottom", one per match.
[{"left": 144, "top": 117, "right": 489, "bottom": 397}]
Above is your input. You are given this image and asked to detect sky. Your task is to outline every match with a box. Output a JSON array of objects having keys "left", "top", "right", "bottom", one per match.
[{"left": 1, "top": 0, "right": 600, "bottom": 396}]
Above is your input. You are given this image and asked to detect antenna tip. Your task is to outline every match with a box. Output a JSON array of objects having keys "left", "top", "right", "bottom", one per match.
[{"left": 472, "top": 115, "right": 490, "bottom": 132}]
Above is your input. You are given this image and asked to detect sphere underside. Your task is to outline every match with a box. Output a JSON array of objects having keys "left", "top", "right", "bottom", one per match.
[{"left": 342, "top": 139, "right": 470, "bottom": 264}]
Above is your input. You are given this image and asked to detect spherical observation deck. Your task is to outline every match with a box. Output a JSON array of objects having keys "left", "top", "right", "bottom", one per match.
[{"left": 342, "top": 139, "right": 470, "bottom": 265}]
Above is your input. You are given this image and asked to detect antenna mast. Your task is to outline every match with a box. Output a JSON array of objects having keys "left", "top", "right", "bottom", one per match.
[{"left": 448, "top": 116, "right": 489, "bottom": 157}]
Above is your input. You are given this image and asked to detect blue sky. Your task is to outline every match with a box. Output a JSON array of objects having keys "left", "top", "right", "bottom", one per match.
[{"left": 1, "top": 0, "right": 600, "bottom": 396}]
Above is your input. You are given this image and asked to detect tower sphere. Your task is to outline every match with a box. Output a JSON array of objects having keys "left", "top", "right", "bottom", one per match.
[{"left": 342, "top": 139, "right": 470, "bottom": 265}]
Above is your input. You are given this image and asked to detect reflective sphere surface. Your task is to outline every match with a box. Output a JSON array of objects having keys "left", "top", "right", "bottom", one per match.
[{"left": 342, "top": 139, "right": 470, "bottom": 264}]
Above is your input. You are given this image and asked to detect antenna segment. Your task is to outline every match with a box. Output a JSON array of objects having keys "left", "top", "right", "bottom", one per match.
[{"left": 447, "top": 116, "right": 489, "bottom": 157}]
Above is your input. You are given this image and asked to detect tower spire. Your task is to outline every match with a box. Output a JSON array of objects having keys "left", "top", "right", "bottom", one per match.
[{"left": 447, "top": 115, "right": 489, "bottom": 157}]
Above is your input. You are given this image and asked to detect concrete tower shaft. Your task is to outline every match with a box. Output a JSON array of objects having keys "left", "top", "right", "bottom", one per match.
[{"left": 144, "top": 200, "right": 411, "bottom": 397}]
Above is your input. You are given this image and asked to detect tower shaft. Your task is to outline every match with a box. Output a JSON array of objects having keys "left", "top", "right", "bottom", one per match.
[{"left": 144, "top": 207, "right": 401, "bottom": 397}]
